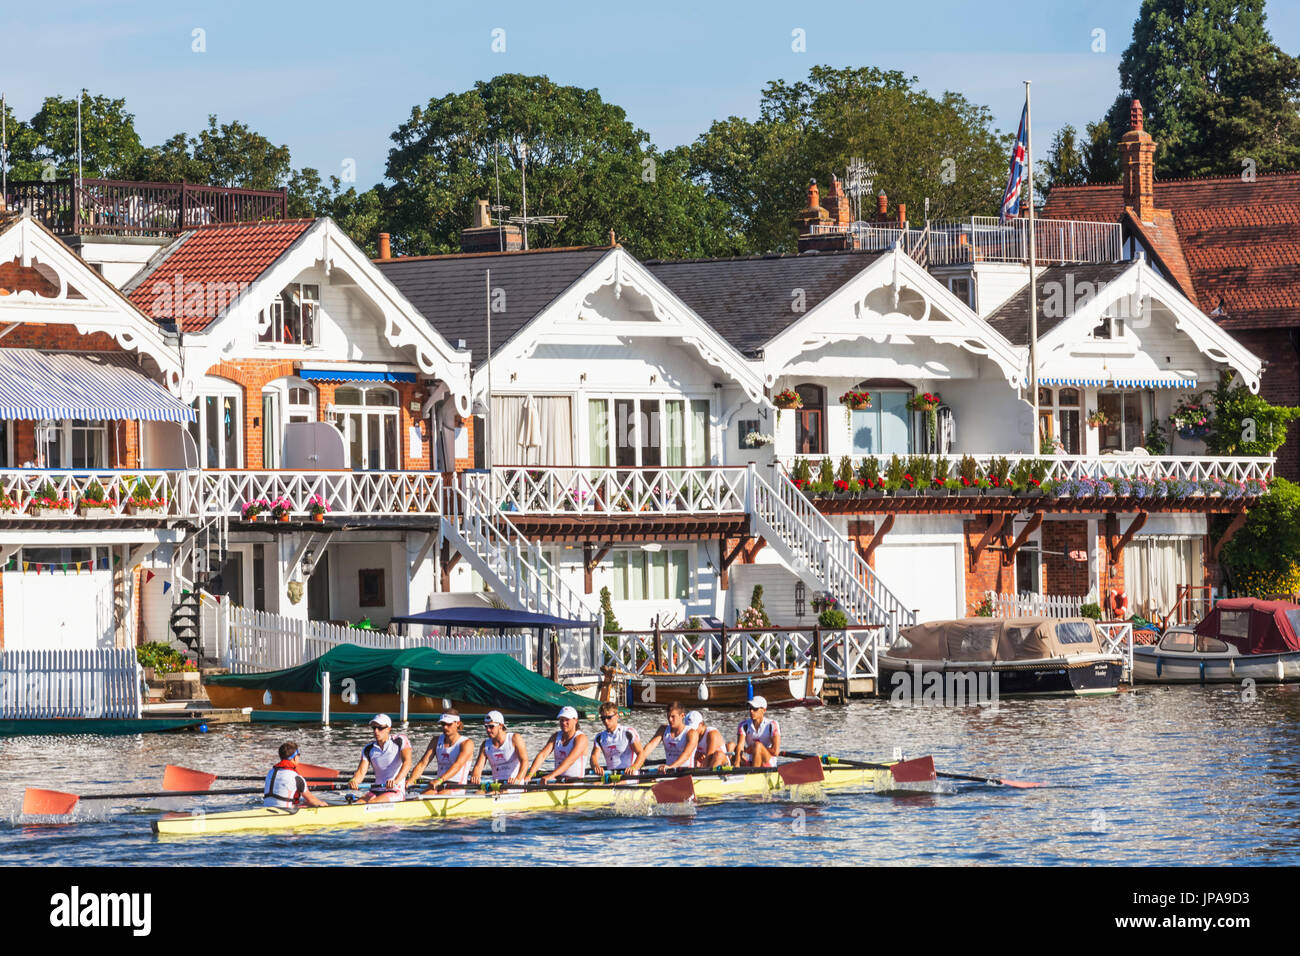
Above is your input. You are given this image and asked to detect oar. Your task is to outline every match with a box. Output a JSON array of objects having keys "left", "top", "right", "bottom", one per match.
[
  {"left": 412, "top": 776, "right": 695, "bottom": 805},
  {"left": 163, "top": 764, "right": 346, "bottom": 790},
  {"left": 21, "top": 782, "right": 366, "bottom": 816},
  {"left": 783, "top": 751, "right": 1045, "bottom": 789}
]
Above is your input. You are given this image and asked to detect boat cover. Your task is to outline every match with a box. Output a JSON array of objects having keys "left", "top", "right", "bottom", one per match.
[
  {"left": 891, "top": 617, "right": 1103, "bottom": 661},
  {"left": 1194, "top": 598, "right": 1300, "bottom": 655},
  {"left": 206, "top": 644, "right": 597, "bottom": 717}
]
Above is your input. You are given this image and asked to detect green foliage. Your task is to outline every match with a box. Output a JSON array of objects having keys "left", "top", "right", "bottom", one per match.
[
  {"left": 989, "top": 456, "right": 1011, "bottom": 484},
  {"left": 81, "top": 481, "right": 106, "bottom": 502},
  {"left": 1037, "top": 125, "right": 1088, "bottom": 196},
  {"left": 1099, "top": 0, "right": 1300, "bottom": 178},
  {"left": 35, "top": 481, "right": 60, "bottom": 501},
  {"left": 816, "top": 458, "right": 835, "bottom": 492},
  {"left": 1207, "top": 374, "right": 1300, "bottom": 456},
  {"left": 685, "top": 65, "right": 1011, "bottom": 253},
  {"left": 885, "top": 454, "right": 905, "bottom": 485},
  {"left": 599, "top": 586, "right": 621, "bottom": 634},
  {"left": 792, "top": 458, "right": 813, "bottom": 483},
  {"left": 6, "top": 93, "right": 143, "bottom": 179},
  {"left": 818, "top": 608, "right": 849, "bottom": 629},
  {"left": 836, "top": 456, "right": 855, "bottom": 484},
  {"left": 1080, "top": 602, "right": 1103, "bottom": 621},
  {"left": 972, "top": 596, "right": 993, "bottom": 617},
  {"left": 136, "top": 642, "right": 189, "bottom": 674},
  {"left": 380, "top": 74, "right": 741, "bottom": 259},
  {"left": 858, "top": 456, "right": 881, "bottom": 486},
  {"left": 129, "top": 115, "right": 291, "bottom": 190},
  {"left": 1221, "top": 478, "right": 1300, "bottom": 583},
  {"left": 933, "top": 457, "right": 951, "bottom": 484},
  {"left": 748, "top": 585, "right": 772, "bottom": 627},
  {"left": 959, "top": 455, "right": 978, "bottom": 483},
  {"left": 1144, "top": 419, "right": 1170, "bottom": 455}
]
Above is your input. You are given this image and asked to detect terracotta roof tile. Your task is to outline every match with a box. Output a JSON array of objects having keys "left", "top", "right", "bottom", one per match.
[
  {"left": 125, "top": 219, "right": 315, "bottom": 331},
  {"left": 1042, "top": 173, "right": 1300, "bottom": 329}
]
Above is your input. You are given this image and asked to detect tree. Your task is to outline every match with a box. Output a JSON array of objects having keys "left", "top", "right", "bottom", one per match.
[
  {"left": 129, "top": 116, "right": 291, "bottom": 189},
  {"left": 685, "top": 66, "right": 1012, "bottom": 254},
  {"left": 288, "top": 167, "right": 384, "bottom": 254},
  {"left": 1038, "top": 125, "right": 1087, "bottom": 196},
  {"left": 1080, "top": 119, "right": 1119, "bottom": 183},
  {"left": 379, "top": 74, "right": 742, "bottom": 259},
  {"left": 1205, "top": 373, "right": 1300, "bottom": 457},
  {"left": 599, "top": 586, "right": 621, "bottom": 635},
  {"left": 7, "top": 93, "right": 142, "bottom": 180},
  {"left": 1220, "top": 478, "right": 1300, "bottom": 596},
  {"left": 1100, "top": 0, "right": 1300, "bottom": 178}
]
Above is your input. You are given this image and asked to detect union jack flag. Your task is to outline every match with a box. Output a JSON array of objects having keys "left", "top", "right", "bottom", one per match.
[{"left": 999, "top": 102, "right": 1029, "bottom": 222}]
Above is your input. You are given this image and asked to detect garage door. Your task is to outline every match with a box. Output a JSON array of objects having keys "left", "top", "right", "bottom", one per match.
[{"left": 873, "top": 543, "right": 962, "bottom": 622}]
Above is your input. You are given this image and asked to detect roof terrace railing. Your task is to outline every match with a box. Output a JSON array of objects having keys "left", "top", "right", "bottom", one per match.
[
  {"left": 811, "top": 216, "right": 1123, "bottom": 266},
  {"left": 2, "top": 178, "right": 288, "bottom": 238}
]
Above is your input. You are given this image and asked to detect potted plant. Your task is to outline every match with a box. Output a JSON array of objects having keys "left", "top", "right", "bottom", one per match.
[
  {"left": 29, "top": 482, "right": 71, "bottom": 517},
  {"left": 908, "top": 392, "right": 942, "bottom": 448},
  {"left": 957, "top": 455, "right": 980, "bottom": 496},
  {"left": 930, "top": 457, "right": 951, "bottom": 496},
  {"left": 1144, "top": 420, "right": 1169, "bottom": 455},
  {"left": 0, "top": 496, "right": 21, "bottom": 514},
  {"left": 76, "top": 481, "right": 117, "bottom": 517},
  {"left": 269, "top": 497, "right": 293, "bottom": 521},
  {"left": 836, "top": 456, "right": 857, "bottom": 493},
  {"left": 1169, "top": 396, "right": 1213, "bottom": 441},
  {"left": 306, "top": 494, "right": 330, "bottom": 521},
  {"left": 743, "top": 431, "right": 774, "bottom": 448},
  {"left": 773, "top": 388, "right": 803, "bottom": 410},
  {"left": 839, "top": 389, "right": 872, "bottom": 411},
  {"left": 884, "top": 455, "right": 911, "bottom": 497},
  {"left": 813, "top": 458, "right": 835, "bottom": 497},
  {"left": 241, "top": 498, "right": 270, "bottom": 521},
  {"left": 1086, "top": 409, "right": 1111, "bottom": 429},
  {"left": 127, "top": 476, "right": 168, "bottom": 515}
]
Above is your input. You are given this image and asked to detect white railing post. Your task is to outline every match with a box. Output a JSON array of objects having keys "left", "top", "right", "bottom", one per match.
[
  {"left": 400, "top": 668, "right": 410, "bottom": 727},
  {"left": 321, "top": 671, "right": 331, "bottom": 726},
  {"left": 744, "top": 461, "right": 756, "bottom": 515}
]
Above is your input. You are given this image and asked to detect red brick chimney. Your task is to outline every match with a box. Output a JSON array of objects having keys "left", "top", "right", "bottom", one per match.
[
  {"left": 822, "top": 175, "right": 851, "bottom": 228},
  {"left": 460, "top": 198, "right": 523, "bottom": 253},
  {"left": 876, "top": 192, "right": 888, "bottom": 220},
  {"left": 377, "top": 233, "right": 392, "bottom": 259},
  {"left": 1119, "top": 99, "right": 1156, "bottom": 222}
]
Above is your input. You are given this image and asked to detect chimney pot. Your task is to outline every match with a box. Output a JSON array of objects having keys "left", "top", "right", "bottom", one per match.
[
  {"left": 1130, "top": 99, "right": 1144, "bottom": 133},
  {"left": 808, "top": 179, "right": 820, "bottom": 210},
  {"left": 377, "top": 232, "right": 392, "bottom": 259},
  {"left": 876, "top": 192, "right": 888, "bottom": 217},
  {"left": 897, "top": 203, "right": 907, "bottom": 226}
]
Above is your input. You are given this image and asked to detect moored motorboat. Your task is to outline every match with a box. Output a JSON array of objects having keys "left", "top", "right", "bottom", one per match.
[
  {"left": 878, "top": 617, "right": 1123, "bottom": 701},
  {"left": 616, "top": 667, "right": 822, "bottom": 708},
  {"left": 1132, "top": 598, "right": 1300, "bottom": 684}
]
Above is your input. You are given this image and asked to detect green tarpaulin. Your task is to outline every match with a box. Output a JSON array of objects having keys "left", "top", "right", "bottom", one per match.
[{"left": 207, "top": 644, "right": 598, "bottom": 718}]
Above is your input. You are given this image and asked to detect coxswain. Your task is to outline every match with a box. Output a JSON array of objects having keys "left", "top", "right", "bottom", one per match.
[
  {"left": 470, "top": 710, "right": 528, "bottom": 786},
  {"left": 527, "top": 706, "right": 590, "bottom": 784},
  {"left": 589, "top": 701, "right": 643, "bottom": 775},
  {"left": 264, "top": 742, "right": 328, "bottom": 808},
  {"left": 348, "top": 714, "right": 412, "bottom": 803},
  {"left": 734, "top": 695, "right": 781, "bottom": 767},
  {"left": 630, "top": 701, "right": 698, "bottom": 774},
  {"left": 407, "top": 709, "right": 473, "bottom": 791},
  {"left": 686, "top": 710, "right": 730, "bottom": 769}
]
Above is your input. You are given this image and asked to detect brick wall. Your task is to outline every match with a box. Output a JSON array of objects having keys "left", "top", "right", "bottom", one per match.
[
  {"left": 1043, "top": 520, "right": 1090, "bottom": 596},
  {"left": 1227, "top": 328, "right": 1299, "bottom": 481},
  {"left": 962, "top": 517, "right": 1015, "bottom": 615},
  {"left": 0, "top": 259, "right": 60, "bottom": 297},
  {"left": 455, "top": 416, "right": 475, "bottom": 472}
]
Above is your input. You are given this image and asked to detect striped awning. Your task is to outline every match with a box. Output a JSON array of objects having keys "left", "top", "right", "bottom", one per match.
[
  {"left": 0, "top": 350, "right": 195, "bottom": 422},
  {"left": 1110, "top": 374, "right": 1197, "bottom": 389},
  {"left": 299, "top": 368, "right": 416, "bottom": 384},
  {"left": 1027, "top": 373, "right": 1198, "bottom": 390}
]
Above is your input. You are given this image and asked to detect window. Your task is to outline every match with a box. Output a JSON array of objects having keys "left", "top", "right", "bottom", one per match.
[
  {"left": 40, "top": 420, "right": 109, "bottom": 468},
  {"left": 794, "top": 384, "right": 825, "bottom": 455},
  {"left": 1090, "top": 315, "right": 1125, "bottom": 340},
  {"left": 610, "top": 548, "right": 691, "bottom": 601},
  {"left": 188, "top": 386, "right": 242, "bottom": 469},
  {"left": 850, "top": 390, "right": 912, "bottom": 456},
  {"left": 587, "top": 396, "right": 710, "bottom": 467},
  {"left": 262, "top": 377, "right": 317, "bottom": 469},
  {"left": 1218, "top": 611, "right": 1250, "bottom": 640},
  {"left": 1097, "top": 390, "right": 1148, "bottom": 452},
  {"left": 948, "top": 276, "right": 974, "bottom": 308},
  {"left": 258, "top": 283, "right": 319, "bottom": 346},
  {"left": 358, "top": 569, "right": 385, "bottom": 607},
  {"left": 333, "top": 385, "right": 399, "bottom": 471},
  {"left": 737, "top": 418, "right": 760, "bottom": 450},
  {"left": 1015, "top": 542, "right": 1041, "bottom": 596},
  {"left": 1160, "top": 629, "right": 1197, "bottom": 653},
  {"left": 1198, "top": 636, "right": 1229, "bottom": 654},
  {"left": 1056, "top": 621, "right": 1096, "bottom": 645},
  {"left": 1039, "top": 387, "right": 1081, "bottom": 455}
]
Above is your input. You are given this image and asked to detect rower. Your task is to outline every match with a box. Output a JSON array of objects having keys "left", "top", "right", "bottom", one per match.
[
  {"left": 407, "top": 709, "right": 473, "bottom": 791},
  {"left": 527, "top": 706, "right": 590, "bottom": 784},
  {"left": 470, "top": 710, "right": 528, "bottom": 786},
  {"left": 264, "top": 742, "right": 328, "bottom": 808},
  {"left": 686, "top": 710, "right": 730, "bottom": 769},
  {"left": 630, "top": 701, "right": 698, "bottom": 774},
  {"left": 589, "top": 701, "right": 643, "bottom": 775},
  {"left": 734, "top": 695, "right": 781, "bottom": 767},
  {"left": 348, "top": 714, "right": 412, "bottom": 803}
]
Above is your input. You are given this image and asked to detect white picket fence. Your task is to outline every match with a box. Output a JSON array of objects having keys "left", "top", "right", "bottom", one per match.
[
  {"left": 0, "top": 648, "right": 142, "bottom": 718},
  {"left": 605, "top": 626, "right": 887, "bottom": 681},
  {"left": 985, "top": 592, "right": 1085, "bottom": 618}
]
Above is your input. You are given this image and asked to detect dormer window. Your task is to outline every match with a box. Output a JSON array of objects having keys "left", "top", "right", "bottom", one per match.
[
  {"left": 258, "top": 283, "right": 319, "bottom": 346},
  {"left": 1091, "top": 315, "right": 1125, "bottom": 340},
  {"left": 947, "top": 276, "right": 974, "bottom": 309}
]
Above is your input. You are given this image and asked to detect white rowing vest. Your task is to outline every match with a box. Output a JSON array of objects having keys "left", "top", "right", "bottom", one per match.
[
  {"left": 364, "top": 734, "right": 409, "bottom": 792},
  {"left": 436, "top": 734, "right": 471, "bottom": 784},
  {"left": 695, "top": 728, "right": 721, "bottom": 765},
  {"left": 551, "top": 731, "right": 588, "bottom": 780},
  {"left": 486, "top": 734, "right": 522, "bottom": 781},
  {"left": 663, "top": 725, "right": 691, "bottom": 766},
  {"left": 595, "top": 726, "right": 640, "bottom": 771},
  {"left": 263, "top": 766, "right": 306, "bottom": 808},
  {"left": 738, "top": 717, "right": 779, "bottom": 766}
]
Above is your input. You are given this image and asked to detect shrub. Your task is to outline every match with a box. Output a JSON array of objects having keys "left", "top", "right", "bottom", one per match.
[
  {"left": 959, "top": 455, "right": 978, "bottom": 484},
  {"left": 837, "top": 456, "right": 855, "bottom": 485},
  {"left": 972, "top": 596, "right": 993, "bottom": 617},
  {"left": 1207, "top": 373, "right": 1300, "bottom": 456},
  {"left": 816, "top": 458, "right": 835, "bottom": 492},
  {"left": 1220, "top": 478, "right": 1300, "bottom": 591},
  {"left": 885, "top": 454, "right": 905, "bottom": 486},
  {"left": 818, "top": 608, "right": 849, "bottom": 629},
  {"left": 136, "top": 642, "right": 190, "bottom": 674},
  {"left": 859, "top": 456, "right": 881, "bottom": 486},
  {"left": 748, "top": 584, "right": 772, "bottom": 627},
  {"left": 599, "top": 586, "right": 621, "bottom": 634},
  {"left": 1080, "top": 602, "right": 1103, "bottom": 621}
]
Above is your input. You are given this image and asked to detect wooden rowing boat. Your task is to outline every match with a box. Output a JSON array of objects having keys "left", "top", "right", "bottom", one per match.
[
  {"left": 617, "top": 668, "right": 822, "bottom": 709},
  {"left": 151, "top": 764, "right": 895, "bottom": 836}
]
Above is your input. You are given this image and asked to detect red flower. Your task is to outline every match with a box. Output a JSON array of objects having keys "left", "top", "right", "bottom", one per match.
[{"left": 961, "top": 476, "right": 971, "bottom": 487}]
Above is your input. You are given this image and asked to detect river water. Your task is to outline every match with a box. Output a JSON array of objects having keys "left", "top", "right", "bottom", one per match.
[{"left": 2, "top": 685, "right": 1298, "bottom": 866}]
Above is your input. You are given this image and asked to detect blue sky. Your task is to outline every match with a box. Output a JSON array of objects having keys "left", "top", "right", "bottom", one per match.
[{"left": 5, "top": 0, "right": 1300, "bottom": 188}]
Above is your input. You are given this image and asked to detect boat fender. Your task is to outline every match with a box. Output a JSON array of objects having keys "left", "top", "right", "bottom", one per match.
[
  {"left": 1199, "top": 659, "right": 1205, "bottom": 684},
  {"left": 697, "top": 680, "right": 709, "bottom": 701},
  {"left": 1156, "top": 656, "right": 1163, "bottom": 678}
]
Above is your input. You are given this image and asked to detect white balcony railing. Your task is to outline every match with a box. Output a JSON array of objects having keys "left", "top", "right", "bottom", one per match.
[
  {"left": 0, "top": 468, "right": 197, "bottom": 519},
  {"left": 198, "top": 470, "right": 443, "bottom": 518},
  {"left": 490, "top": 466, "right": 748, "bottom": 516}
]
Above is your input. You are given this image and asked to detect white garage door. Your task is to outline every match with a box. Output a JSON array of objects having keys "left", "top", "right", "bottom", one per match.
[{"left": 873, "top": 543, "right": 962, "bottom": 622}]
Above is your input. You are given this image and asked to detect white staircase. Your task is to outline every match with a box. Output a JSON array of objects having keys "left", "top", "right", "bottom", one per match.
[
  {"left": 442, "top": 473, "right": 597, "bottom": 627},
  {"left": 747, "top": 465, "right": 916, "bottom": 631}
]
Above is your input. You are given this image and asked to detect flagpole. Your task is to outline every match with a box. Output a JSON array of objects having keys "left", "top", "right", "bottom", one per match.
[
  {"left": 484, "top": 268, "right": 493, "bottom": 471},
  {"left": 1026, "top": 79, "right": 1039, "bottom": 454}
]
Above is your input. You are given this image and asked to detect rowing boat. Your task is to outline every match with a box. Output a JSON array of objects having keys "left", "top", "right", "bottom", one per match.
[{"left": 151, "top": 764, "right": 896, "bottom": 836}]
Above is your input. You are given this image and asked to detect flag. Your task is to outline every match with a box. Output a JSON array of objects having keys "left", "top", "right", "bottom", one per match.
[
  {"left": 163, "top": 581, "right": 172, "bottom": 594},
  {"left": 146, "top": 570, "right": 156, "bottom": 583},
  {"left": 999, "top": 101, "right": 1029, "bottom": 222}
]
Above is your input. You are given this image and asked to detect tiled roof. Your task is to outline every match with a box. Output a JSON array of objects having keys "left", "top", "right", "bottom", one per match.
[
  {"left": 645, "top": 251, "right": 878, "bottom": 354},
  {"left": 124, "top": 219, "right": 315, "bottom": 331},
  {"left": 1042, "top": 173, "right": 1300, "bottom": 329},
  {"left": 375, "top": 247, "right": 611, "bottom": 370},
  {"left": 984, "top": 262, "right": 1131, "bottom": 345}
]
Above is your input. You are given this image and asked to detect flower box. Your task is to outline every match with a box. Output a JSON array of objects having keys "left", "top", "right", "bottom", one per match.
[
  {"left": 924, "top": 487, "right": 948, "bottom": 497},
  {"left": 894, "top": 488, "right": 918, "bottom": 498},
  {"left": 773, "top": 388, "right": 803, "bottom": 410},
  {"left": 28, "top": 502, "right": 72, "bottom": 517},
  {"left": 77, "top": 502, "right": 117, "bottom": 518},
  {"left": 957, "top": 488, "right": 981, "bottom": 497},
  {"left": 127, "top": 500, "right": 168, "bottom": 516},
  {"left": 1017, "top": 488, "right": 1043, "bottom": 498}
]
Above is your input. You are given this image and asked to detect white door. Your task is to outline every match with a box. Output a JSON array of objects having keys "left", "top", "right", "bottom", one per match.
[
  {"left": 3, "top": 569, "right": 116, "bottom": 650},
  {"left": 874, "top": 542, "right": 963, "bottom": 623}
]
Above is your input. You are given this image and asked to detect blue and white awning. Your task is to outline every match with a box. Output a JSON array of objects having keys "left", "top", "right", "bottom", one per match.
[
  {"left": 1110, "top": 374, "right": 1197, "bottom": 389},
  {"left": 1026, "top": 373, "right": 1198, "bottom": 390},
  {"left": 0, "top": 350, "right": 195, "bottom": 422},
  {"left": 299, "top": 368, "right": 416, "bottom": 384}
]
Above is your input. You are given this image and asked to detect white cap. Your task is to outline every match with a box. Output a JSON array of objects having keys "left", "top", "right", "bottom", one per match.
[
  {"left": 484, "top": 710, "right": 505, "bottom": 726},
  {"left": 748, "top": 696, "right": 768, "bottom": 710},
  {"left": 557, "top": 706, "right": 579, "bottom": 720},
  {"left": 369, "top": 713, "right": 392, "bottom": 728},
  {"left": 438, "top": 712, "right": 459, "bottom": 724},
  {"left": 684, "top": 710, "right": 704, "bottom": 729}
]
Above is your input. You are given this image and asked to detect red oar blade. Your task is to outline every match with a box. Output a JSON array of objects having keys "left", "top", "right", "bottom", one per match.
[
  {"left": 296, "top": 763, "right": 341, "bottom": 783},
  {"left": 22, "top": 788, "right": 80, "bottom": 816},
  {"left": 890, "top": 755, "right": 936, "bottom": 785},
  {"left": 163, "top": 765, "right": 218, "bottom": 792},
  {"left": 999, "top": 778, "right": 1046, "bottom": 789},
  {"left": 652, "top": 774, "right": 695, "bottom": 804},
  {"left": 777, "top": 756, "right": 826, "bottom": 786}
]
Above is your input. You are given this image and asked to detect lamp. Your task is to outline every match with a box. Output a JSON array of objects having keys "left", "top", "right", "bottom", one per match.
[
  {"left": 301, "top": 549, "right": 315, "bottom": 575},
  {"left": 794, "top": 580, "right": 806, "bottom": 619}
]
